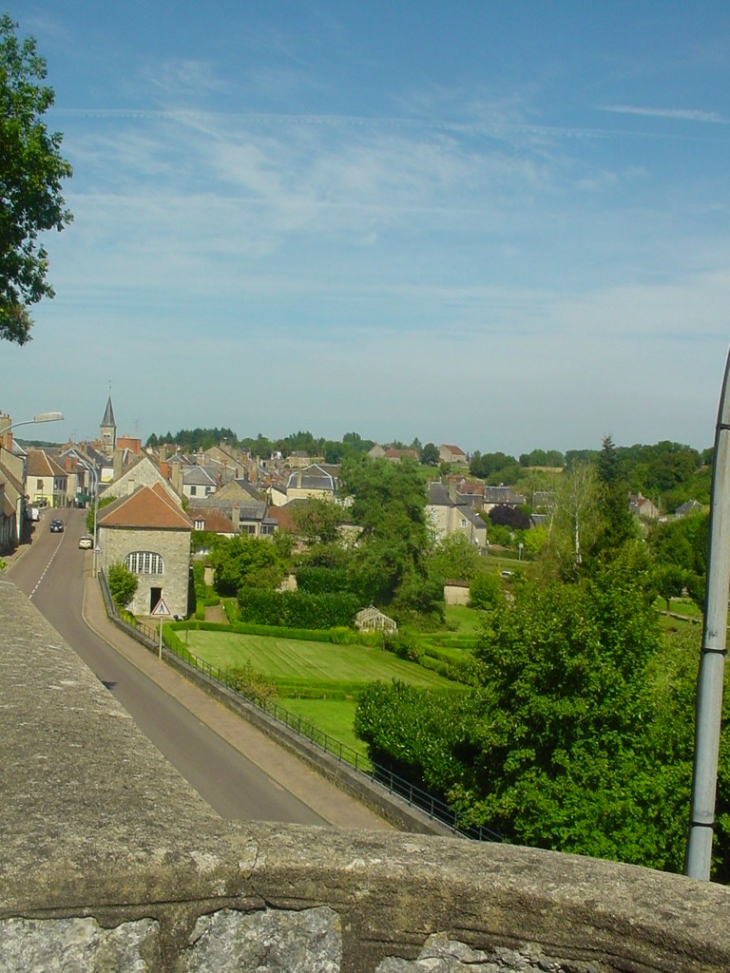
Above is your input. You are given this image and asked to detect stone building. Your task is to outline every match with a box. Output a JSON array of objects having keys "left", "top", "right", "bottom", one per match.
[
  {"left": 97, "top": 484, "right": 192, "bottom": 617},
  {"left": 99, "top": 396, "right": 117, "bottom": 455}
]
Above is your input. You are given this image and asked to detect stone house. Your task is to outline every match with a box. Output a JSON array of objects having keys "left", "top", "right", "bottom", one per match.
[
  {"left": 182, "top": 465, "right": 217, "bottom": 501},
  {"left": 439, "top": 444, "right": 468, "bottom": 466},
  {"left": 629, "top": 493, "right": 660, "bottom": 522},
  {"left": 286, "top": 464, "right": 337, "bottom": 502},
  {"left": 427, "top": 481, "right": 488, "bottom": 550},
  {"left": 26, "top": 450, "right": 67, "bottom": 508},
  {"left": 97, "top": 484, "right": 193, "bottom": 617},
  {"left": 102, "top": 454, "right": 180, "bottom": 505},
  {"left": 0, "top": 478, "right": 16, "bottom": 554}
]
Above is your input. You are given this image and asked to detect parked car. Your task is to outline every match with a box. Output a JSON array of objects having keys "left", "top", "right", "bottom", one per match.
[
  {"left": 78, "top": 534, "right": 93, "bottom": 549},
  {"left": 50, "top": 519, "right": 64, "bottom": 533}
]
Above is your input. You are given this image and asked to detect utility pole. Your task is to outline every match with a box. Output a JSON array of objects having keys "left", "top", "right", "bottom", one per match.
[{"left": 685, "top": 347, "right": 730, "bottom": 880}]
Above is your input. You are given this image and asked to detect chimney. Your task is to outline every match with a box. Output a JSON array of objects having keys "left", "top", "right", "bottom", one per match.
[
  {"left": 297, "top": 470, "right": 302, "bottom": 489},
  {"left": 171, "top": 462, "right": 183, "bottom": 497},
  {"left": 113, "top": 449, "right": 123, "bottom": 481},
  {"left": 232, "top": 502, "right": 240, "bottom": 530},
  {"left": 448, "top": 477, "right": 457, "bottom": 503}
]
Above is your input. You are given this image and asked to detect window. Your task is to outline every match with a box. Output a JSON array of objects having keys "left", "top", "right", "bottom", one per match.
[
  {"left": 125, "top": 551, "right": 164, "bottom": 575},
  {"left": 194, "top": 519, "right": 205, "bottom": 531},
  {"left": 190, "top": 485, "right": 197, "bottom": 496},
  {"left": 36, "top": 479, "right": 43, "bottom": 490}
]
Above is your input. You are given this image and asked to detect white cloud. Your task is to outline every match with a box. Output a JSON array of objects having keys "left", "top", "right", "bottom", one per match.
[{"left": 602, "top": 105, "right": 729, "bottom": 124}]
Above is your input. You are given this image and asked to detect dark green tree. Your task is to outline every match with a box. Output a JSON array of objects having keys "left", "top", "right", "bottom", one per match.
[
  {"left": 209, "top": 535, "right": 286, "bottom": 595},
  {"left": 594, "top": 435, "right": 636, "bottom": 554},
  {"left": 339, "top": 456, "right": 439, "bottom": 617},
  {"left": 0, "top": 15, "right": 72, "bottom": 344},
  {"left": 420, "top": 442, "right": 440, "bottom": 466},
  {"left": 292, "top": 496, "right": 345, "bottom": 545}
]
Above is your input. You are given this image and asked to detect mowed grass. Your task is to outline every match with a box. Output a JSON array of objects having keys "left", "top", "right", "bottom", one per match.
[
  {"left": 184, "top": 630, "right": 458, "bottom": 690},
  {"left": 280, "top": 698, "right": 368, "bottom": 762},
  {"left": 443, "top": 604, "right": 485, "bottom": 634}
]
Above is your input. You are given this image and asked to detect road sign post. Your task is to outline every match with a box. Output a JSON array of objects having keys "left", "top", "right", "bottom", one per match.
[{"left": 151, "top": 597, "right": 171, "bottom": 659}]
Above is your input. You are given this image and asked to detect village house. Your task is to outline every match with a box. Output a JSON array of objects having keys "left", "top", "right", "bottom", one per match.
[
  {"left": 426, "top": 480, "right": 488, "bottom": 550},
  {"left": 97, "top": 484, "right": 192, "bottom": 617},
  {"left": 26, "top": 449, "right": 68, "bottom": 508},
  {"left": 439, "top": 444, "right": 468, "bottom": 466}
]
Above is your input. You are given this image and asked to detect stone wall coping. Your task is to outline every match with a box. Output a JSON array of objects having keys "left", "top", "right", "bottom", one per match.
[{"left": 2, "top": 577, "right": 730, "bottom": 972}]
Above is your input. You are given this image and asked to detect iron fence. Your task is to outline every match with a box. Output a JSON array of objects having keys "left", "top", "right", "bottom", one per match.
[{"left": 99, "top": 572, "right": 502, "bottom": 844}]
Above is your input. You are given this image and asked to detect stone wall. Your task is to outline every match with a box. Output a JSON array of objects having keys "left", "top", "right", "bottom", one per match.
[{"left": 2, "top": 578, "right": 730, "bottom": 973}]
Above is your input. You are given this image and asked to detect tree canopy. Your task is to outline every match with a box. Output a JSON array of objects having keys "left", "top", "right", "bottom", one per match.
[
  {"left": 339, "top": 455, "right": 441, "bottom": 618},
  {"left": 0, "top": 16, "right": 72, "bottom": 344}
]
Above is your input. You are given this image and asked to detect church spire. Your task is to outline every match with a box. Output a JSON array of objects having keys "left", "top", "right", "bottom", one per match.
[
  {"left": 101, "top": 395, "right": 115, "bottom": 429},
  {"left": 100, "top": 394, "right": 117, "bottom": 453}
]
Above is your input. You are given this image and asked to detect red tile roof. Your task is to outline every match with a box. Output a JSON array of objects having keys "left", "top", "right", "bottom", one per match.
[{"left": 98, "top": 486, "right": 193, "bottom": 530}]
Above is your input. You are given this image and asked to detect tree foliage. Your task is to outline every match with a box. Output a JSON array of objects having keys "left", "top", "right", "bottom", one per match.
[
  {"left": 0, "top": 16, "right": 72, "bottom": 344},
  {"left": 107, "top": 562, "right": 138, "bottom": 610},
  {"left": 292, "top": 496, "right": 344, "bottom": 545},
  {"left": 355, "top": 542, "right": 730, "bottom": 875},
  {"left": 339, "top": 456, "right": 438, "bottom": 617},
  {"left": 209, "top": 535, "right": 286, "bottom": 595}
]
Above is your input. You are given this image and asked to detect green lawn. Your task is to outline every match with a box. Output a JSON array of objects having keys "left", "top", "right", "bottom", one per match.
[
  {"left": 184, "top": 630, "right": 458, "bottom": 690},
  {"left": 279, "top": 698, "right": 368, "bottom": 762},
  {"left": 443, "top": 604, "right": 485, "bottom": 634}
]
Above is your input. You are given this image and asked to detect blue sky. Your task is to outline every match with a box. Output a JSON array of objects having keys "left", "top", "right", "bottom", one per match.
[{"left": 2, "top": 1, "right": 729, "bottom": 453}]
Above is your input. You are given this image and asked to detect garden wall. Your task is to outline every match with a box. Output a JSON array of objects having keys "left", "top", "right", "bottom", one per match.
[{"left": 2, "top": 577, "right": 730, "bottom": 973}]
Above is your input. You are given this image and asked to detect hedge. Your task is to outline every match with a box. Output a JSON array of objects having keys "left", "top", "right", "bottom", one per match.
[
  {"left": 237, "top": 586, "right": 360, "bottom": 630},
  {"left": 296, "top": 566, "right": 353, "bottom": 595}
]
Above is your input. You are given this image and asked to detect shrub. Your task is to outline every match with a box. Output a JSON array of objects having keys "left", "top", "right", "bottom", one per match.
[
  {"left": 383, "top": 628, "right": 422, "bottom": 663},
  {"left": 296, "top": 566, "right": 353, "bottom": 595},
  {"left": 469, "top": 572, "right": 503, "bottom": 610},
  {"left": 226, "top": 662, "right": 278, "bottom": 705},
  {"left": 237, "top": 587, "right": 360, "bottom": 629},
  {"left": 107, "top": 562, "right": 138, "bottom": 610}
]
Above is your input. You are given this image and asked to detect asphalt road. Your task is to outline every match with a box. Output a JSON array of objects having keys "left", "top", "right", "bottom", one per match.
[{"left": 8, "top": 508, "right": 330, "bottom": 826}]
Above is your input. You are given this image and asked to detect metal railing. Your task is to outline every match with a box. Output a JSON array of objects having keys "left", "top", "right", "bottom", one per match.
[{"left": 99, "top": 572, "right": 502, "bottom": 844}]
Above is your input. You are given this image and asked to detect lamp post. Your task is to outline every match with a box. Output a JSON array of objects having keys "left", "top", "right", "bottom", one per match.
[
  {"left": 75, "top": 454, "right": 100, "bottom": 577},
  {"left": 0, "top": 411, "right": 64, "bottom": 443}
]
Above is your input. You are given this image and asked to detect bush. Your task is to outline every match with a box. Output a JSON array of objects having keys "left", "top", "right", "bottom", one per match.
[
  {"left": 237, "top": 587, "right": 360, "bottom": 629},
  {"left": 296, "top": 566, "right": 353, "bottom": 595},
  {"left": 107, "top": 562, "right": 138, "bottom": 610},
  {"left": 383, "top": 628, "right": 422, "bottom": 663},
  {"left": 226, "top": 662, "right": 278, "bottom": 705},
  {"left": 469, "top": 572, "right": 503, "bottom": 610}
]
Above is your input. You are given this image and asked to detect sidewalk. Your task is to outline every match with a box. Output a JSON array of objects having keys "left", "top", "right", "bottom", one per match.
[{"left": 82, "top": 568, "right": 391, "bottom": 832}]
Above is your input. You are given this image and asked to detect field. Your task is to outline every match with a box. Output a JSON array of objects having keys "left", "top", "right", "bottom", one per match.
[
  {"left": 280, "top": 698, "right": 366, "bottom": 760},
  {"left": 183, "top": 629, "right": 459, "bottom": 693}
]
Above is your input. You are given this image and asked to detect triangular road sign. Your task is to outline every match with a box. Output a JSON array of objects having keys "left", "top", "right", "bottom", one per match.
[{"left": 151, "top": 598, "right": 171, "bottom": 617}]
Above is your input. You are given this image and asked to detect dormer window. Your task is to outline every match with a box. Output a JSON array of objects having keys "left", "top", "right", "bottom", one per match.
[{"left": 194, "top": 519, "right": 205, "bottom": 531}]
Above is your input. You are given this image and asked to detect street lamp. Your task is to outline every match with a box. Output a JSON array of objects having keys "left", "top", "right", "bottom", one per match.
[
  {"left": 2, "top": 411, "right": 64, "bottom": 435},
  {"left": 74, "top": 453, "right": 100, "bottom": 577}
]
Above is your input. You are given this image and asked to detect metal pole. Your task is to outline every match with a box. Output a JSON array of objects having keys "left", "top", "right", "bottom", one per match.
[
  {"left": 685, "top": 347, "right": 730, "bottom": 880},
  {"left": 159, "top": 620, "right": 163, "bottom": 660}
]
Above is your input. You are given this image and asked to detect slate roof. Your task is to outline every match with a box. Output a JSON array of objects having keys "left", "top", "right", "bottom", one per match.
[
  {"left": 183, "top": 466, "right": 217, "bottom": 487},
  {"left": 101, "top": 396, "right": 116, "bottom": 427},
  {"left": 98, "top": 484, "right": 193, "bottom": 531},
  {"left": 286, "top": 464, "right": 337, "bottom": 492}
]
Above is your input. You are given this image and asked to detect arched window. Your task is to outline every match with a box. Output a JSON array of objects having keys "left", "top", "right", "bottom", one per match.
[{"left": 125, "top": 551, "right": 164, "bottom": 575}]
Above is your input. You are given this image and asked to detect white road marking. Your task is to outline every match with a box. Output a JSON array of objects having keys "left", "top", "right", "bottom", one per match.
[{"left": 30, "top": 532, "right": 66, "bottom": 600}]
